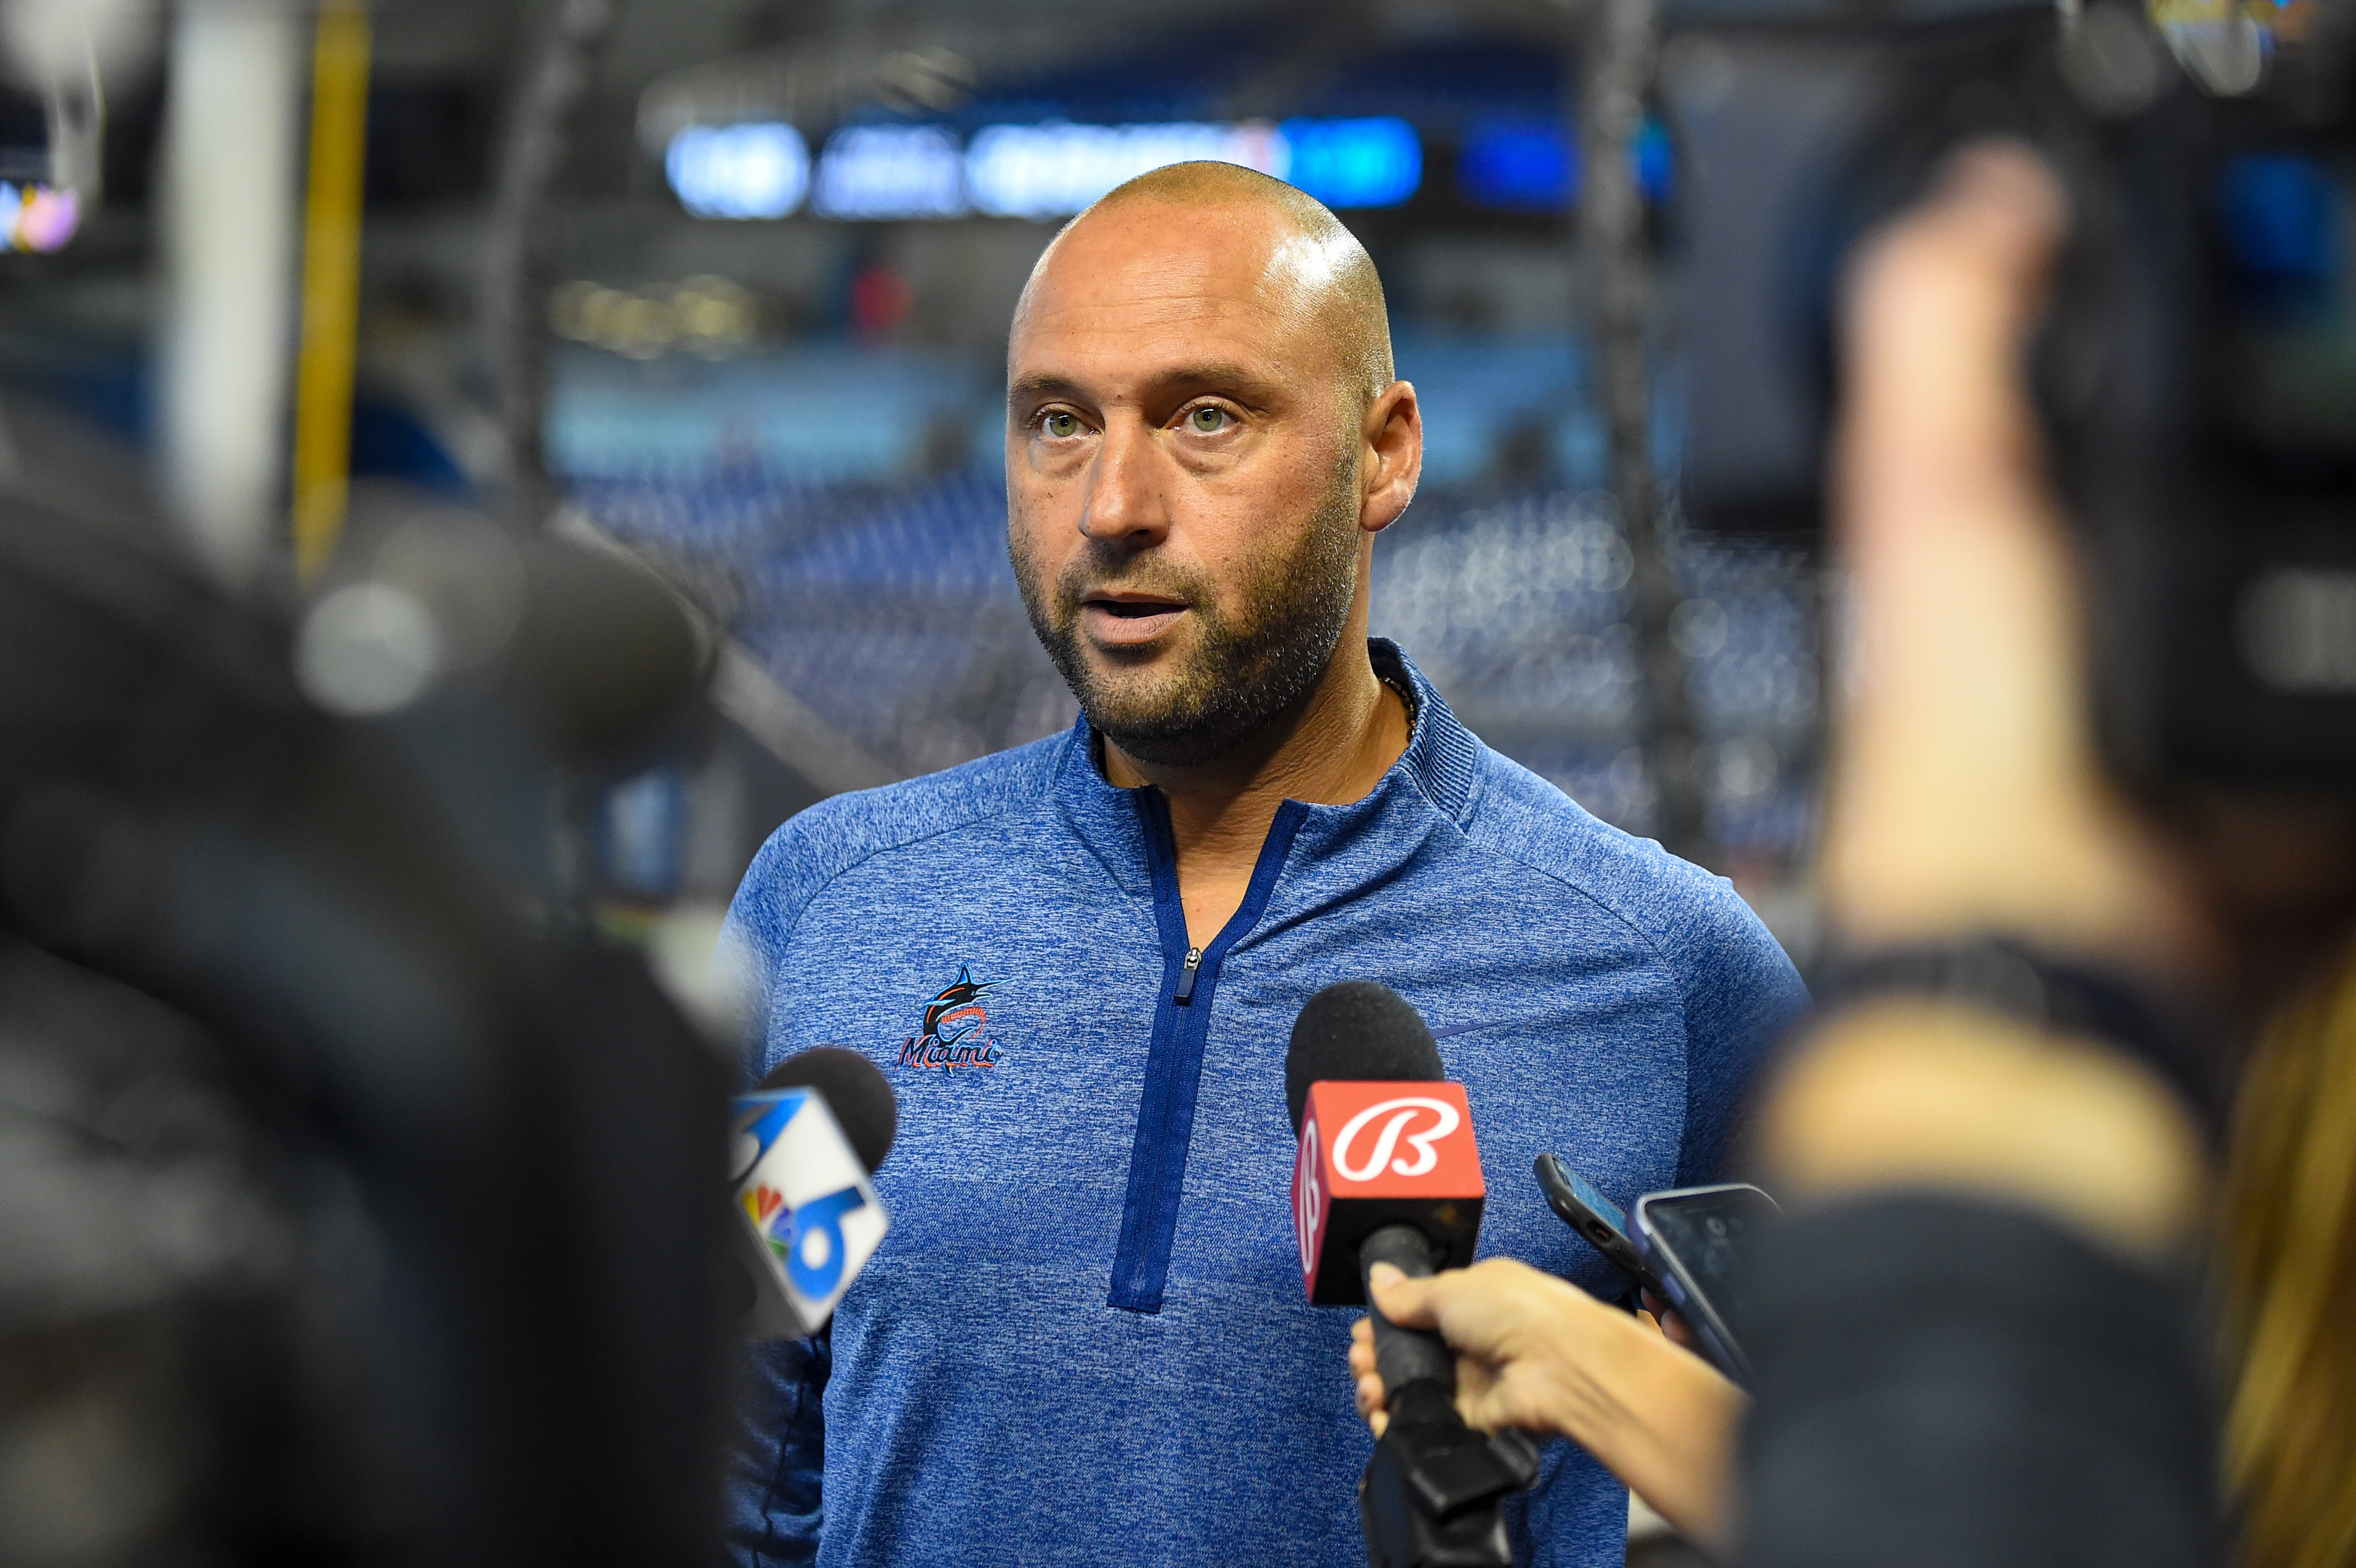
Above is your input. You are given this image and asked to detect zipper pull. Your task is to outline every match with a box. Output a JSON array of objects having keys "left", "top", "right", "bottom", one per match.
[{"left": 1174, "top": 946, "right": 1203, "bottom": 1005}]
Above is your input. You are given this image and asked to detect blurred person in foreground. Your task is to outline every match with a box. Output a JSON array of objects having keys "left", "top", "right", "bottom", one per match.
[
  {"left": 720, "top": 161, "right": 1806, "bottom": 1566},
  {"left": 1350, "top": 143, "right": 2356, "bottom": 1567},
  {"left": 0, "top": 472, "right": 729, "bottom": 1561}
]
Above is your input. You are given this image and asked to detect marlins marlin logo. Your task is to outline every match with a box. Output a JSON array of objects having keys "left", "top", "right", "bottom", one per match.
[{"left": 897, "top": 964, "right": 1004, "bottom": 1072}]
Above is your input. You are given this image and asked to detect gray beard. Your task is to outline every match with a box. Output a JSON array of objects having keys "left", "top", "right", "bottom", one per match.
[{"left": 1011, "top": 471, "right": 1362, "bottom": 769}]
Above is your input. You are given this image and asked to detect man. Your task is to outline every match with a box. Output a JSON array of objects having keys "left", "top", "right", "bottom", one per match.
[{"left": 724, "top": 161, "right": 1805, "bottom": 1567}]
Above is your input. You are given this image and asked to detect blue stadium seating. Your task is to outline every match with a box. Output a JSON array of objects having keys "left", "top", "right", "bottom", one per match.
[{"left": 573, "top": 455, "right": 1819, "bottom": 858}]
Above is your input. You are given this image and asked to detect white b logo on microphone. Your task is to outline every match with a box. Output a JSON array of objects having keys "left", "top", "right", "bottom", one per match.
[{"left": 1330, "top": 1096, "right": 1461, "bottom": 1183}]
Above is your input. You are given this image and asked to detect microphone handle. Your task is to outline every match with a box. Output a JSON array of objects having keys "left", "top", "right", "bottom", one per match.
[{"left": 1359, "top": 1223, "right": 1456, "bottom": 1411}]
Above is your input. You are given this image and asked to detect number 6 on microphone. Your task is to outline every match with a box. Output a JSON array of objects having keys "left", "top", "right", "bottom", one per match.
[
  {"left": 781, "top": 1185, "right": 871, "bottom": 1300},
  {"left": 732, "top": 1088, "right": 890, "bottom": 1334}
]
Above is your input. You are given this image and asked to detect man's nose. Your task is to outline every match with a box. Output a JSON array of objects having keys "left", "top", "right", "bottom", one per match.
[{"left": 1078, "top": 417, "right": 1169, "bottom": 547}]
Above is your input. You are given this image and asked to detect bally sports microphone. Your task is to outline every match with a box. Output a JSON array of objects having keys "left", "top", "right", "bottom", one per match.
[
  {"left": 1287, "top": 982, "right": 1537, "bottom": 1568},
  {"left": 727, "top": 1047, "right": 897, "bottom": 1339}
]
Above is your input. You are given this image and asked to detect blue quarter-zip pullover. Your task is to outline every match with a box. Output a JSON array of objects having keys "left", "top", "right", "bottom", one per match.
[{"left": 723, "top": 641, "right": 1806, "bottom": 1568}]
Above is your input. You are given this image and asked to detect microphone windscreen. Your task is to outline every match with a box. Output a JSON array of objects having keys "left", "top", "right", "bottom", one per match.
[
  {"left": 1285, "top": 980, "right": 1444, "bottom": 1136},
  {"left": 760, "top": 1048, "right": 898, "bottom": 1174}
]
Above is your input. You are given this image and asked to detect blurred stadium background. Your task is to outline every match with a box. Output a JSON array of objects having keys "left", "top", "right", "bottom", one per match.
[{"left": 0, "top": 0, "right": 1822, "bottom": 949}]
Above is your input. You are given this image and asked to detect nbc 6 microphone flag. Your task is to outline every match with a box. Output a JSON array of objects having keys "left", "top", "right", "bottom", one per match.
[
  {"left": 1292, "top": 1080, "right": 1484, "bottom": 1307},
  {"left": 731, "top": 1087, "right": 888, "bottom": 1333}
]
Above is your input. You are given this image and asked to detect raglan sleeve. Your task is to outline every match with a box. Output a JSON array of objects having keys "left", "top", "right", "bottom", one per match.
[
  {"left": 1668, "top": 874, "right": 1810, "bottom": 1187},
  {"left": 718, "top": 824, "right": 830, "bottom": 1564}
]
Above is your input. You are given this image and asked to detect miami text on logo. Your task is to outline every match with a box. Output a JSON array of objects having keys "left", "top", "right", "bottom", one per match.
[
  {"left": 1331, "top": 1096, "right": 1462, "bottom": 1182},
  {"left": 897, "top": 963, "right": 1004, "bottom": 1072}
]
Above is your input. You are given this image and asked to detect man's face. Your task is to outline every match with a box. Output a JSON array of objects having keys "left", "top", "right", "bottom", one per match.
[{"left": 1005, "top": 202, "right": 1369, "bottom": 768}]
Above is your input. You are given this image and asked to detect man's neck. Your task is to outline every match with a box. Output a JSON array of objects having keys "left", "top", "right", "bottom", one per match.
[{"left": 1101, "top": 639, "right": 1413, "bottom": 947}]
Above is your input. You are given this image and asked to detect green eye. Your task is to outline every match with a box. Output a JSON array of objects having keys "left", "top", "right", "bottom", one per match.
[
  {"left": 1187, "top": 406, "right": 1230, "bottom": 434},
  {"left": 1041, "top": 411, "right": 1081, "bottom": 439}
]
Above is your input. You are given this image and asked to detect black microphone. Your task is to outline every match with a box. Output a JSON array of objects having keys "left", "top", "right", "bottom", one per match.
[
  {"left": 725, "top": 1048, "right": 898, "bottom": 1337},
  {"left": 759, "top": 1046, "right": 898, "bottom": 1173},
  {"left": 1285, "top": 982, "right": 1537, "bottom": 1568}
]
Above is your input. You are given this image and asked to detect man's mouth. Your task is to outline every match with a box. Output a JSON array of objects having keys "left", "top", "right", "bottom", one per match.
[{"left": 1078, "top": 591, "right": 1188, "bottom": 645}]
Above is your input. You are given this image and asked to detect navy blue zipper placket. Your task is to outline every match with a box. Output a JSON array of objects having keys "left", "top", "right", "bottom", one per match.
[{"left": 1106, "top": 789, "right": 1307, "bottom": 1313}]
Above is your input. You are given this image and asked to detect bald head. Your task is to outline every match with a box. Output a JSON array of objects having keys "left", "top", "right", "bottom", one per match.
[
  {"left": 1001, "top": 160, "right": 1425, "bottom": 772},
  {"left": 1014, "top": 161, "right": 1395, "bottom": 412}
]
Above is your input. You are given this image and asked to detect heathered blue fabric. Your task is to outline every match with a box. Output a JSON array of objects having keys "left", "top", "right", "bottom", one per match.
[{"left": 722, "top": 640, "right": 1806, "bottom": 1568}]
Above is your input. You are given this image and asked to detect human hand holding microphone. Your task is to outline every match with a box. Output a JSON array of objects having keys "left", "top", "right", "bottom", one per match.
[{"left": 1347, "top": 1256, "right": 1744, "bottom": 1558}]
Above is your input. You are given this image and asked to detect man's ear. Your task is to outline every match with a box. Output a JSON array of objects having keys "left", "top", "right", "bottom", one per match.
[{"left": 1360, "top": 381, "right": 1423, "bottom": 534}]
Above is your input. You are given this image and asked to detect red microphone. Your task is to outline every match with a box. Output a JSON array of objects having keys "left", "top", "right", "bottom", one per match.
[
  {"left": 1292, "top": 1078, "right": 1485, "bottom": 1305},
  {"left": 1283, "top": 981, "right": 1530, "bottom": 1568}
]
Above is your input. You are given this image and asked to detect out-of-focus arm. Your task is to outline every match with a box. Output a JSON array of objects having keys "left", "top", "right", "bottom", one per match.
[{"left": 1735, "top": 139, "right": 2226, "bottom": 1568}]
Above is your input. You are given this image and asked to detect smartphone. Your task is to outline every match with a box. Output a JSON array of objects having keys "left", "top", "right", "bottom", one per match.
[
  {"left": 1533, "top": 1153, "right": 1665, "bottom": 1298},
  {"left": 1632, "top": 1183, "right": 1780, "bottom": 1384}
]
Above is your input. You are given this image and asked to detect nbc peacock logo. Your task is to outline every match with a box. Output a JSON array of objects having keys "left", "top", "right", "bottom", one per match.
[
  {"left": 895, "top": 964, "right": 1004, "bottom": 1073},
  {"left": 742, "top": 1184, "right": 789, "bottom": 1254}
]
